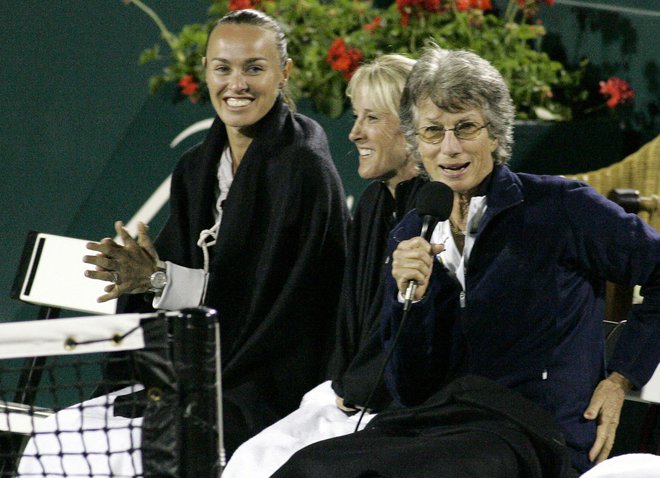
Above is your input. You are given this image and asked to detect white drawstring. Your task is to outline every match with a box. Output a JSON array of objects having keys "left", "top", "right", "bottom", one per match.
[
  {"left": 197, "top": 146, "right": 233, "bottom": 273},
  {"left": 197, "top": 220, "right": 220, "bottom": 273}
]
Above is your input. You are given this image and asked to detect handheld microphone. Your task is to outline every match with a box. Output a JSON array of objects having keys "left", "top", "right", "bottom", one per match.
[
  {"left": 354, "top": 181, "right": 454, "bottom": 432},
  {"left": 403, "top": 181, "right": 453, "bottom": 310}
]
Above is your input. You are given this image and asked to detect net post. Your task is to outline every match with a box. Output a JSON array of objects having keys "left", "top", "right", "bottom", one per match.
[{"left": 172, "top": 307, "right": 223, "bottom": 477}]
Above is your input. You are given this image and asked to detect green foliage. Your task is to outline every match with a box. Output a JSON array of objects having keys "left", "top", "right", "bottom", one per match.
[{"left": 125, "top": 0, "right": 591, "bottom": 120}]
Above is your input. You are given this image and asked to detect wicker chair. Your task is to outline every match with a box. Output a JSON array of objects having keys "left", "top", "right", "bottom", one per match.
[
  {"left": 562, "top": 137, "right": 660, "bottom": 443},
  {"left": 563, "top": 134, "right": 659, "bottom": 231},
  {"left": 561, "top": 135, "right": 659, "bottom": 324}
]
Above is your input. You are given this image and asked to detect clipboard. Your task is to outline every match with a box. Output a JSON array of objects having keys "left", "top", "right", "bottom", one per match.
[{"left": 11, "top": 231, "right": 117, "bottom": 315}]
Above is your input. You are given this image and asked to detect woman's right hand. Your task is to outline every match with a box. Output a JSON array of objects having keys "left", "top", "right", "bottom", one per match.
[
  {"left": 83, "top": 221, "right": 160, "bottom": 302},
  {"left": 391, "top": 237, "right": 444, "bottom": 301}
]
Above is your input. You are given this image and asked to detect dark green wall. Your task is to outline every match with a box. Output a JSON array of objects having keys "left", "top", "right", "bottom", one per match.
[
  {"left": 1, "top": 0, "right": 658, "bottom": 325},
  {"left": 1, "top": 1, "right": 210, "bottom": 322},
  {"left": 0, "top": 0, "right": 656, "bottom": 456},
  {"left": 540, "top": 0, "right": 659, "bottom": 146}
]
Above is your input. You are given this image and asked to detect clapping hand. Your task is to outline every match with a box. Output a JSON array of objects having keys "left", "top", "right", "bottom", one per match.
[{"left": 83, "top": 221, "right": 160, "bottom": 302}]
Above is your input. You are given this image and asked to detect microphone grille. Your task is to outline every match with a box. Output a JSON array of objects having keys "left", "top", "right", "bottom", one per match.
[{"left": 416, "top": 181, "right": 454, "bottom": 221}]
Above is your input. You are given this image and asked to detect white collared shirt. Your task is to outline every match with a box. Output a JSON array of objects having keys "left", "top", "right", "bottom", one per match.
[
  {"left": 398, "top": 194, "right": 488, "bottom": 304},
  {"left": 153, "top": 147, "right": 233, "bottom": 310},
  {"left": 432, "top": 195, "right": 487, "bottom": 290}
]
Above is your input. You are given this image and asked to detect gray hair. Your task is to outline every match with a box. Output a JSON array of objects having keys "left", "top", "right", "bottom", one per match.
[
  {"left": 400, "top": 45, "right": 515, "bottom": 165},
  {"left": 347, "top": 54, "right": 416, "bottom": 118}
]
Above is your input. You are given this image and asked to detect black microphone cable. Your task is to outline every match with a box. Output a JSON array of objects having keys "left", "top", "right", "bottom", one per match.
[
  {"left": 353, "top": 181, "right": 453, "bottom": 432},
  {"left": 353, "top": 297, "right": 416, "bottom": 432}
]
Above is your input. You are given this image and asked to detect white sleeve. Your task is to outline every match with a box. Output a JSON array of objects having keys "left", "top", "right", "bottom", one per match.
[{"left": 152, "top": 261, "right": 208, "bottom": 311}]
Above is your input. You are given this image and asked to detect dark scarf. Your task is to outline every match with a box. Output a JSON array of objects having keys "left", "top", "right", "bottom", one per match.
[
  {"left": 329, "top": 177, "right": 426, "bottom": 411},
  {"left": 120, "top": 96, "right": 349, "bottom": 456}
]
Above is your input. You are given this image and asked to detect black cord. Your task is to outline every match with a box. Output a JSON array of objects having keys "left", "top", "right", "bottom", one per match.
[
  {"left": 354, "top": 299, "right": 415, "bottom": 432},
  {"left": 604, "top": 319, "right": 627, "bottom": 343},
  {"left": 64, "top": 325, "right": 142, "bottom": 348}
]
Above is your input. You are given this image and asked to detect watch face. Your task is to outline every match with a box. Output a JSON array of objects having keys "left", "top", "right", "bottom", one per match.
[{"left": 150, "top": 270, "right": 167, "bottom": 289}]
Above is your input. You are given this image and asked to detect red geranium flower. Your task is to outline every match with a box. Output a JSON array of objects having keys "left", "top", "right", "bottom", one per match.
[
  {"left": 363, "top": 16, "right": 382, "bottom": 31},
  {"left": 326, "top": 38, "right": 363, "bottom": 80},
  {"left": 472, "top": 0, "right": 493, "bottom": 9},
  {"left": 396, "top": 0, "right": 444, "bottom": 26},
  {"left": 178, "top": 74, "right": 199, "bottom": 102},
  {"left": 228, "top": 0, "right": 260, "bottom": 11},
  {"left": 327, "top": 38, "right": 347, "bottom": 59},
  {"left": 457, "top": 0, "right": 493, "bottom": 11},
  {"left": 599, "top": 77, "right": 634, "bottom": 109},
  {"left": 456, "top": 0, "right": 470, "bottom": 11}
]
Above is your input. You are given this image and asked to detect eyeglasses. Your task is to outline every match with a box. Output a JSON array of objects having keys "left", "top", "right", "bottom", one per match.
[{"left": 416, "top": 121, "right": 490, "bottom": 144}]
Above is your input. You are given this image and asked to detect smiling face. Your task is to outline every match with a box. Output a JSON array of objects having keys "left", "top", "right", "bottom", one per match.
[
  {"left": 204, "top": 23, "right": 291, "bottom": 133},
  {"left": 416, "top": 98, "right": 497, "bottom": 192},
  {"left": 349, "top": 93, "right": 409, "bottom": 185}
]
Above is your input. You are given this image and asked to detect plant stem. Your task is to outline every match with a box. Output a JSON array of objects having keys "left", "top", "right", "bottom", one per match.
[
  {"left": 124, "top": 0, "right": 183, "bottom": 61},
  {"left": 504, "top": 0, "right": 517, "bottom": 24}
]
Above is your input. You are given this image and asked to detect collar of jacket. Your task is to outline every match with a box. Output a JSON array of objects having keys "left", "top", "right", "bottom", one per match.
[
  {"left": 199, "top": 94, "right": 289, "bottom": 167},
  {"left": 475, "top": 165, "right": 524, "bottom": 235},
  {"left": 193, "top": 95, "right": 290, "bottom": 203}
]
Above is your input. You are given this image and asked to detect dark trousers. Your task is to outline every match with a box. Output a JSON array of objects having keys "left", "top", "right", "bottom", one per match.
[{"left": 272, "top": 375, "right": 577, "bottom": 478}]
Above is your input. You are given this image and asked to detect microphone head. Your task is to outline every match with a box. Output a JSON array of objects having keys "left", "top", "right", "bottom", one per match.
[{"left": 416, "top": 181, "right": 454, "bottom": 221}]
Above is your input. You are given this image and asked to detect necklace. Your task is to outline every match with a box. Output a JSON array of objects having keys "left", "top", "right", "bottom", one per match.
[
  {"left": 449, "top": 219, "right": 466, "bottom": 255},
  {"left": 449, "top": 220, "right": 466, "bottom": 236}
]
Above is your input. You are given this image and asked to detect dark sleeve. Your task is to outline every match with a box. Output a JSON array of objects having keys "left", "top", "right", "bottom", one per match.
[
  {"left": 563, "top": 182, "right": 660, "bottom": 388},
  {"left": 328, "top": 183, "right": 391, "bottom": 408},
  {"left": 381, "top": 214, "right": 461, "bottom": 406}
]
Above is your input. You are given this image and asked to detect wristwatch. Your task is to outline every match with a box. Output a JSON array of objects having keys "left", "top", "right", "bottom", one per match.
[{"left": 149, "top": 269, "right": 168, "bottom": 294}]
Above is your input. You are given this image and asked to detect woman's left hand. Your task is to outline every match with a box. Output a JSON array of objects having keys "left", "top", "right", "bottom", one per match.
[
  {"left": 83, "top": 221, "right": 159, "bottom": 302},
  {"left": 583, "top": 371, "right": 632, "bottom": 464}
]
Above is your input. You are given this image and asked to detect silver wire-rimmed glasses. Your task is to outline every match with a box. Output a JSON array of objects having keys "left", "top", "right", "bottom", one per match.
[{"left": 416, "top": 121, "right": 490, "bottom": 144}]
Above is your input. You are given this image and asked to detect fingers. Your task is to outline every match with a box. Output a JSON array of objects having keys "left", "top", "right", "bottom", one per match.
[
  {"left": 588, "top": 409, "right": 618, "bottom": 464},
  {"left": 430, "top": 243, "right": 445, "bottom": 256},
  {"left": 85, "top": 237, "right": 119, "bottom": 255},
  {"left": 585, "top": 376, "right": 627, "bottom": 463},
  {"left": 84, "top": 234, "right": 121, "bottom": 286},
  {"left": 97, "top": 284, "right": 121, "bottom": 303},
  {"left": 83, "top": 248, "right": 116, "bottom": 283},
  {"left": 392, "top": 237, "right": 435, "bottom": 297},
  {"left": 115, "top": 221, "right": 137, "bottom": 246},
  {"left": 137, "top": 222, "right": 158, "bottom": 262},
  {"left": 84, "top": 221, "right": 158, "bottom": 298},
  {"left": 583, "top": 391, "right": 603, "bottom": 422},
  {"left": 83, "top": 268, "right": 117, "bottom": 283},
  {"left": 82, "top": 253, "right": 116, "bottom": 272},
  {"left": 590, "top": 425, "right": 616, "bottom": 464}
]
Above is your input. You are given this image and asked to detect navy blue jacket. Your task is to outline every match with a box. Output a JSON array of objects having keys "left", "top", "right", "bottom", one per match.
[{"left": 382, "top": 165, "right": 660, "bottom": 472}]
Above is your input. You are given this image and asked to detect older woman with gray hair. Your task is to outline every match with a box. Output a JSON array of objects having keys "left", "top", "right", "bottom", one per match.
[{"left": 273, "top": 46, "right": 659, "bottom": 478}]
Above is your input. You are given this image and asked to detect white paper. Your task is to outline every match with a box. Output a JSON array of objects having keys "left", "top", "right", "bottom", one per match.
[{"left": 19, "top": 233, "right": 117, "bottom": 315}]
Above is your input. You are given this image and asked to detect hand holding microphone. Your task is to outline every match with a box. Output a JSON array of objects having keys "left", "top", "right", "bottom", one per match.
[
  {"left": 392, "top": 181, "right": 453, "bottom": 309},
  {"left": 354, "top": 181, "right": 453, "bottom": 430}
]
